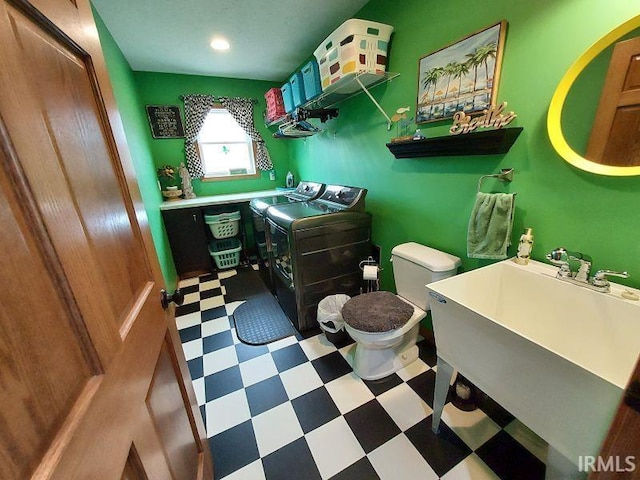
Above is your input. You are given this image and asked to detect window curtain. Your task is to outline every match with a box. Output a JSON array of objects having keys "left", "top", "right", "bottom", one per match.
[
  {"left": 181, "top": 94, "right": 217, "bottom": 178},
  {"left": 219, "top": 96, "right": 274, "bottom": 171}
]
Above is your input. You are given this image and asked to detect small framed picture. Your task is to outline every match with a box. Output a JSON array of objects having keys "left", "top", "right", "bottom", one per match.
[{"left": 145, "top": 105, "right": 185, "bottom": 138}]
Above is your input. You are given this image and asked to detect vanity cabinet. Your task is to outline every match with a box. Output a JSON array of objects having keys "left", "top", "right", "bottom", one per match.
[
  {"left": 160, "top": 190, "right": 286, "bottom": 277},
  {"left": 162, "top": 207, "right": 211, "bottom": 278}
]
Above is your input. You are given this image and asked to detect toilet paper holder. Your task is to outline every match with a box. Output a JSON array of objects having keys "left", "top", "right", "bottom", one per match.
[
  {"left": 359, "top": 256, "right": 382, "bottom": 272},
  {"left": 359, "top": 256, "right": 382, "bottom": 293}
]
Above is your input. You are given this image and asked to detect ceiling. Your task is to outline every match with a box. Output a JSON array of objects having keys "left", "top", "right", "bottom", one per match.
[{"left": 92, "top": 0, "right": 371, "bottom": 82}]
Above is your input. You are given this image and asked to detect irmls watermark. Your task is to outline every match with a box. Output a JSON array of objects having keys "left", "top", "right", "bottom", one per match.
[{"left": 578, "top": 456, "right": 636, "bottom": 473}]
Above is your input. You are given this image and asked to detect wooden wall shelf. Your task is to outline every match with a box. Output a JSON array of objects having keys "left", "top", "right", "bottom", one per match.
[{"left": 386, "top": 127, "right": 523, "bottom": 158}]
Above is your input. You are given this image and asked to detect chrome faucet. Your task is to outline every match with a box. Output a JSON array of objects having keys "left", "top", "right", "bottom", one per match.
[
  {"left": 546, "top": 247, "right": 590, "bottom": 279},
  {"left": 545, "top": 247, "right": 629, "bottom": 293}
]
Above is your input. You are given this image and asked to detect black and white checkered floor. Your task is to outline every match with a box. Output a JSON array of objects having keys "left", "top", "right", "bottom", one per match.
[{"left": 176, "top": 266, "right": 549, "bottom": 480}]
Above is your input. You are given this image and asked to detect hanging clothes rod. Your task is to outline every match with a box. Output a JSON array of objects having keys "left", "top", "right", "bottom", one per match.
[{"left": 477, "top": 168, "right": 514, "bottom": 193}]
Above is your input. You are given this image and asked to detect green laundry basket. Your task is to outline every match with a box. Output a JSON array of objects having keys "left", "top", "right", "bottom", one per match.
[{"left": 209, "top": 238, "right": 242, "bottom": 269}]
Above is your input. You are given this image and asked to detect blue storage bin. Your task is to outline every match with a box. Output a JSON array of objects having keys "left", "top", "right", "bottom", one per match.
[
  {"left": 281, "top": 82, "right": 295, "bottom": 113},
  {"left": 301, "top": 59, "right": 322, "bottom": 101},
  {"left": 289, "top": 72, "right": 306, "bottom": 108}
]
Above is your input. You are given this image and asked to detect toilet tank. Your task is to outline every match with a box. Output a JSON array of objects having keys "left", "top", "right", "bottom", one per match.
[{"left": 391, "top": 242, "right": 461, "bottom": 311}]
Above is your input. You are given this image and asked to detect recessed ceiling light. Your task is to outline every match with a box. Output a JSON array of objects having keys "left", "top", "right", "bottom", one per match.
[{"left": 210, "top": 38, "right": 230, "bottom": 51}]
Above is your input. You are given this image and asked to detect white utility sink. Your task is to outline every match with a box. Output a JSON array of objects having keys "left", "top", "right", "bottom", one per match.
[{"left": 426, "top": 259, "right": 640, "bottom": 478}]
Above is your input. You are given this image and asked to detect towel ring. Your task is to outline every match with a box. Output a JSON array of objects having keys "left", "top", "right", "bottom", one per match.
[{"left": 477, "top": 168, "right": 514, "bottom": 193}]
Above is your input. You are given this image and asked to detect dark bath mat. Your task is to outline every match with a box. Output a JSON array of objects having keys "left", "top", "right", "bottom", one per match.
[
  {"left": 233, "top": 294, "right": 295, "bottom": 345},
  {"left": 224, "top": 267, "right": 295, "bottom": 345}
]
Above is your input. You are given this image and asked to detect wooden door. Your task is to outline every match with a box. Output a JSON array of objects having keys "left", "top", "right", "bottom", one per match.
[
  {"left": 586, "top": 36, "right": 640, "bottom": 167},
  {"left": 591, "top": 356, "right": 640, "bottom": 479},
  {"left": 0, "top": 1, "right": 212, "bottom": 479}
]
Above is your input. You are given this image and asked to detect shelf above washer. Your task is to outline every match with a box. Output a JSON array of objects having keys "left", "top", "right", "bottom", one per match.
[
  {"left": 266, "top": 71, "right": 399, "bottom": 131},
  {"left": 305, "top": 71, "right": 399, "bottom": 110}
]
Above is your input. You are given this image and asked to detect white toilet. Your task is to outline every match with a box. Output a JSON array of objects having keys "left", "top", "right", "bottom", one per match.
[{"left": 343, "top": 242, "right": 461, "bottom": 380}]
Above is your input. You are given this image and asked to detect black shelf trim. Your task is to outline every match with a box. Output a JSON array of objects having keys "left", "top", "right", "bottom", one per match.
[{"left": 386, "top": 127, "right": 523, "bottom": 158}]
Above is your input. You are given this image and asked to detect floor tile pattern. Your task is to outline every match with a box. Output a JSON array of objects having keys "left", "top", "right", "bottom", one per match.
[{"left": 177, "top": 267, "right": 548, "bottom": 479}]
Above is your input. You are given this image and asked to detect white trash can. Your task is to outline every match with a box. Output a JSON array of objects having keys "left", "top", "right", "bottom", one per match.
[{"left": 317, "top": 294, "right": 350, "bottom": 344}]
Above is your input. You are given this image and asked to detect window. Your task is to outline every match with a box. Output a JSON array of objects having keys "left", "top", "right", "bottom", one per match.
[{"left": 196, "top": 106, "right": 258, "bottom": 180}]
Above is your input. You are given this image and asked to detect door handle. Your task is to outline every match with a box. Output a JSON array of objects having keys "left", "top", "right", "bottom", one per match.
[
  {"left": 160, "top": 289, "right": 184, "bottom": 310},
  {"left": 624, "top": 380, "right": 640, "bottom": 413}
]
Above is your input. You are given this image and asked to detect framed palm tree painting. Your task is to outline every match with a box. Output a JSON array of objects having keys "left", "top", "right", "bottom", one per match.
[{"left": 416, "top": 21, "right": 507, "bottom": 124}]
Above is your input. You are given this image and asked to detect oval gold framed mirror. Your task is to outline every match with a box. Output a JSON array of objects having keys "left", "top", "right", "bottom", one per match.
[{"left": 548, "top": 15, "right": 640, "bottom": 176}]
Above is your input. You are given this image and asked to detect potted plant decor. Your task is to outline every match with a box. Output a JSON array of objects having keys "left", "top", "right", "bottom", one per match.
[{"left": 157, "top": 164, "right": 182, "bottom": 200}]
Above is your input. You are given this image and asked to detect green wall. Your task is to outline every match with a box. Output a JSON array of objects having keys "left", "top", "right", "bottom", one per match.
[
  {"left": 93, "top": 8, "right": 179, "bottom": 290},
  {"left": 132, "top": 72, "right": 291, "bottom": 197},
  {"left": 95, "top": 0, "right": 640, "bottom": 300},
  {"left": 289, "top": 0, "right": 640, "bottom": 292}
]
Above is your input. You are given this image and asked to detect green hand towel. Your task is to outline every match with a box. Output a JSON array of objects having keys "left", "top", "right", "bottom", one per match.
[{"left": 467, "top": 192, "right": 515, "bottom": 259}]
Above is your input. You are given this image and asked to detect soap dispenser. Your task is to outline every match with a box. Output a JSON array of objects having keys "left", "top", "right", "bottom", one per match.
[
  {"left": 285, "top": 171, "right": 295, "bottom": 188},
  {"left": 515, "top": 228, "right": 534, "bottom": 265}
]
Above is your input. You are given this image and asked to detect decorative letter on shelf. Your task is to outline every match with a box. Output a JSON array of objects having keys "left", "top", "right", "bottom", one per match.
[{"left": 449, "top": 102, "right": 517, "bottom": 135}]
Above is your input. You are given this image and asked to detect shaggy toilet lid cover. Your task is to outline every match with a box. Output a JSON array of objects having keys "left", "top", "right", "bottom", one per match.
[{"left": 342, "top": 291, "right": 414, "bottom": 333}]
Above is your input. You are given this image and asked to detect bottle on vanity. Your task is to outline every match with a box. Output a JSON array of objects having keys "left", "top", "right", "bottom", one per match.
[
  {"left": 515, "top": 227, "right": 534, "bottom": 265},
  {"left": 285, "top": 171, "right": 295, "bottom": 188}
]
